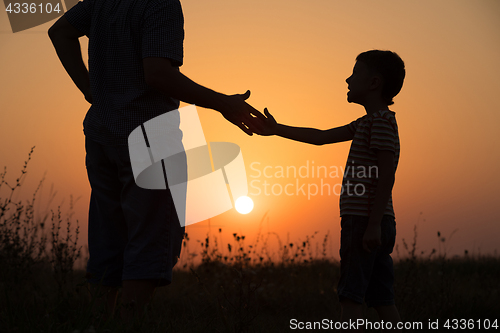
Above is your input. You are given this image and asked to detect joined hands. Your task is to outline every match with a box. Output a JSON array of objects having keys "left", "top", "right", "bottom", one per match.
[
  {"left": 252, "top": 107, "right": 278, "bottom": 136},
  {"left": 218, "top": 90, "right": 267, "bottom": 136}
]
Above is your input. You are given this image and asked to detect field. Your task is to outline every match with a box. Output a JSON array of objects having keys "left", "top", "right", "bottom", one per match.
[{"left": 1, "top": 153, "right": 499, "bottom": 332}]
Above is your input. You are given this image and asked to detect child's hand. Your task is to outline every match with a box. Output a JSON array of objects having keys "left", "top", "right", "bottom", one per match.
[
  {"left": 362, "top": 224, "right": 382, "bottom": 253},
  {"left": 254, "top": 108, "right": 278, "bottom": 136}
]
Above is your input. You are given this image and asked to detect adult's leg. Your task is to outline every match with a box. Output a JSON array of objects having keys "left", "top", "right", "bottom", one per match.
[
  {"left": 120, "top": 279, "right": 158, "bottom": 321},
  {"left": 85, "top": 137, "right": 129, "bottom": 321},
  {"left": 87, "top": 284, "right": 119, "bottom": 322},
  {"left": 114, "top": 135, "right": 186, "bottom": 322}
]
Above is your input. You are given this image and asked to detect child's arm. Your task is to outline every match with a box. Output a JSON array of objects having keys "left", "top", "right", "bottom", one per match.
[
  {"left": 256, "top": 108, "right": 354, "bottom": 145},
  {"left": 362, "top": 150, "right": 396, "bottom": 252}
]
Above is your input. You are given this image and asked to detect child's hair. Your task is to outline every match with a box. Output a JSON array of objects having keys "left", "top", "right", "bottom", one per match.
[{"left": 356, "top": 50, "right": 405, "bottom": 106}]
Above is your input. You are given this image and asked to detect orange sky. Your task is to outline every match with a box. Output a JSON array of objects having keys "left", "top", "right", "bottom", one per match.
[{"left": 1, "top": 0, "right": 499, "bottom": 261}]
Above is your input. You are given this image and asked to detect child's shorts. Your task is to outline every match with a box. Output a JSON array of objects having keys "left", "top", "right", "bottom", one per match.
[
  {"left": 84, "top": 137, "right": 185, "bottom": 287},
  {"left": 337, "top": 214, "right": 396, "bottom": 307}
]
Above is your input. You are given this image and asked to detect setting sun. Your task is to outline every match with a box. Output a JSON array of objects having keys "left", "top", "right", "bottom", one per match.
[
  {"left": 1, "top": 0, "right": 500, "bottom": 331},
  {"left": 235, "top": 196, "right": 254, "bottom": 214}
]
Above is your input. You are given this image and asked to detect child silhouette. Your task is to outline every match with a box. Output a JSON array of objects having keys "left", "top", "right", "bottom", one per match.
[{"left": 256, "top": 50, "right": 405, "bottom": 332}]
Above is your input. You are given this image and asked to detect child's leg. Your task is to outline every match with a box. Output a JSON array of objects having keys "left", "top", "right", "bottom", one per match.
[
  {"left": 340, "top": 298, "right": 364, "bottom": 332},
  {"left": 337, "top": 215, "right": 376, "bottom": 332},
  {"left": 365, "top": 216, "right": 399, "bottom": 331},
  {"left": 373, "top": 304, "right": 401, "bottom": 332}
]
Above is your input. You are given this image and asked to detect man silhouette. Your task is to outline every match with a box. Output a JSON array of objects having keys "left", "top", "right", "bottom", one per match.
[{"left": 48, "top": 0, "right": 263, "bottom": 324}]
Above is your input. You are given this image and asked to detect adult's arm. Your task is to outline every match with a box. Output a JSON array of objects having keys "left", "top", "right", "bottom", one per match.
[
  {"left": 48, "top": 16, "right": 92, "bottom": 104},
  {"left": 143, "top": 57, "right": 264, "bottom": 135}
]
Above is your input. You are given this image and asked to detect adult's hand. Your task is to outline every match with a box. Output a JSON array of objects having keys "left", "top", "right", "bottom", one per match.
[{"left": 218, "top": 90, "right": 265, "bottom": 135}]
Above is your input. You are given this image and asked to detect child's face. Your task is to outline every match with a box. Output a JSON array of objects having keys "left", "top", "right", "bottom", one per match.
[{"left": 345, "top": 61, "right": 372, "bottom": 105}]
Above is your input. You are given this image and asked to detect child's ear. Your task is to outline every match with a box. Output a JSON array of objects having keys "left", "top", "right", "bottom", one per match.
[{"left": 370, "top": 75, "right": 383, "bottom": 90}]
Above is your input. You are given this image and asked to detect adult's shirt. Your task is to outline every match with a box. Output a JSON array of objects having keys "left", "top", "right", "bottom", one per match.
[{"left": 64, "top": 0, "right": 184, "bottom": 145}]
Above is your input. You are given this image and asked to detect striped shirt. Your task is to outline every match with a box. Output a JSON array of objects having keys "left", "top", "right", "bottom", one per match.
[
  {"left": 64, "top": 0, "right": 184, "bottom": 145},
  {"left": 339, "top": 110, "right": 400, "bottom": 217}
]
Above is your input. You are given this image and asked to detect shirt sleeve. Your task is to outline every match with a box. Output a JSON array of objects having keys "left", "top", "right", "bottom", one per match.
[
  {"left": 347, "top": 117, "right": 360, "bottom": 135},
  {"left": 369, "top": 115, "right": 397, "bottom": 153},
  {"left": 141, "top": 0, "right": 184, "bottom": 66},
  {"left": 64, "top": 0, "right": 93, "bottom": 37}
]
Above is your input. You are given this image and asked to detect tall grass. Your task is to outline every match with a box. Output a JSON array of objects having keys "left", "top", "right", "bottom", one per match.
[
  {"left": 1, "top": 151, "right": 499, "bottom": 332},
  {"left": 0, "top": 148, "right": 81, "bottom": 285}
]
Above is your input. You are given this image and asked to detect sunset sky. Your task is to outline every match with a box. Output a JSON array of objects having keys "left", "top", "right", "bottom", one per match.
[{"left": 1, "top": 0, "right": 499, "bottom": 261}]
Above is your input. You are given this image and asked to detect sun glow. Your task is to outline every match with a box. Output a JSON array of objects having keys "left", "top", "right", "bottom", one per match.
[{"left": 235, "top": 196, "right": 254, "bottom": 214}]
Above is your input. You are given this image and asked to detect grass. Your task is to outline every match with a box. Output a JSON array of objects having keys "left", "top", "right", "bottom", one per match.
[{"left": 1, "top": 151, "right": 499, "bottom": 332}]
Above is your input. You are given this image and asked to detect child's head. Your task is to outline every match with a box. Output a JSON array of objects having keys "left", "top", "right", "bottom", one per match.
[{"left": 354, "top": 50, "right": 406, "bottom": 106}]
